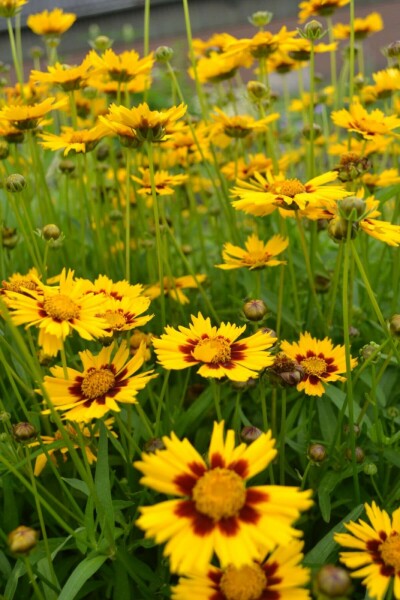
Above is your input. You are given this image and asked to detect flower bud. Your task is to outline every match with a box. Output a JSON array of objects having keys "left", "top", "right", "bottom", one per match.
[
  {"left": 231, "top": 377, "right": 257, "bottom": 391},
  {"left": 314, "top": 564, "right": 352, "bottom": 598},
  {"left": 42, "top": 224, "right": 61, "bottom": 241},
  {"left": 300, "top": 20, "right": 325, "bottom": 41},
  {"left": 387, "top": 406, "right": 400, "bottom": 419},
  {"left": 327, "top": 217, "right": 358, "bottom": 242},
  {"left": 181, "top": 244, "right": 192, "bottom": 255},
  {"left": 247, "top": 80, "right": 268, "bottom": 101},
  {"left": 155, "top": 46, "right": 174, "bottom": 63},
  {"left": 12, "top": 422, "right": 37, "bottom": 442},
  {"left": 363, "top": 462, "right": 378, "bottom": 476},
  {"left": 269, "top": 352, "right": 305, "bottom": 387},
  {"left": 389, "top": 314, "right": 400, "bottom": 337},
  {"left": 2, "top": 226, "right": 18, "bottom": 249},
  {"left": 0, "top": 141, "right": 9, "bottom": 160},
  {"left": 345, "top": 446, "right": 364, "bottom": 463},
  {"left": 315, "top": 274, "right": 331, "bottom": 294},
  {"left": 0, "top": 411, "right": 11, "bottom": 422},
  {"left": 339, "top": 196, "right": 367, "bottom": 221},
  {"left": 241, "top": 426, "right": 262, "bottom": 444},
  {"left": 30, "top": 46, "right": 44, "bottom": 60},
  {"left": 302, "top": 123, "right": 322, "bottom": 140},
  {"left": 335, "top": 152, "right": 371, "bottom": 182},
  {"left": 59, "top": 159, "right": 76, "bottom": 174},
  {"left": 343, "top": 423, "right": 361, "bottom": 437},
  {"left": 7, "top": 526, "right": 39, "bottom": 555},
  {"left": 386, "top": 41, "right": 400, "bottom": 59},
  {"left": 143, "top": 438, "right": 165, "bottom": 453},
  {"left": 121, "top": 24, "right": 135, "bottom": 43},
  {"left": 248, "top": 11, "right": 273, "bottom": 27},
  {"left": 243, "top": 299, "right": 268, "bottom": 322},
  {"left": 5, "top": 173, "right": 27, "bottom": 193},
  {"left": 109, "top": 209, "right": 123, "bottom": 222},
  {"left": 360, "top": 342, "right": 380, "bottom": 363},
  {"left": 308, "top": 443, "right": 327, "bottom": 463},
  {"left": 91, "top": 35, "right": 113, "bottom": 52},
  {"left": 96, "top": 143, "right": 109, "bottom": 162}
]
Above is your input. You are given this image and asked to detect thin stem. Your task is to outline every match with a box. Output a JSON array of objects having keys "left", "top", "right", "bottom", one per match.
[
  {"left": 279, "top": 389, "right": 287, "bottom": 485},
  {"left": 23, "top": 556, "right": 45, "bottom": 600},
  {"left": 348, "top": 0, "right": 355, "bottom": 102},
  {"left": 7, "top": 18, "right": 24, "bottom": 92}
]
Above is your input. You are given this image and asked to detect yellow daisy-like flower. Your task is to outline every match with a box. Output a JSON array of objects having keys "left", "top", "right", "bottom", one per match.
[
  {"left": 280, "top": 332, "right": 357, "bottom": 397},
  {"left": 0, "top": 0, "right": 26, "bottom": 18},
  {"left": 131, "top": 167, "right": 188, "bottom": 196},
  {"left": 153, "top": 312, "right": 276, "bottom": 381},
  {"left": 135, "top": 421, "right": 313, "bottom": 573},
  {"left": 172, "top": 540, "right": 311, "bottom": 600},
  {"left": 331, "top": 103, "right": 400, "bottom": 140},
  {"left": 216, "top": 234, "right": 288, "bottom": 271},
  {"left": 0, "top": 97, "right": 68, "bottom": 130},
  {"left": 333, "top": 12, "right": 384, "bottom": 40},
  {"left": 145, "top": 275, "right": 207, "bottom": 305},
  {"left": 231, "top": 170, "right": 350, "bottom": 215},
  {"left": 39, "top": 124, "right": 107, "bottom": 156},
  {"left": 189, "top": 52, "right": 251, "bottom": 84},
  {"left": 1, "top": 267, "right": 41, "bottom": 295},
  {"left": 363, "top": 169, "right": 400, "bottom": 189},
  {"left": 209, "top": 107, "right": 279, "bottom": 139},
  {"left": 298, "top": 0, "right": 350, "bottom": 23},
  {"left": 42, "top": 341, "right": 155, "bottom": 422},
  {"left": 224, "top": 27, "right": 297, "bottom": 62},
  {"left": 99, "top": 102, "right": 186, "bottom": 143},
  {"left": 27, "top": 8, "right": 76, "bottom": 37},
  {"left": 86, "top": 48, "right": 154, "bottom": 83},
  {"left": 335, "top": 502, "right": 400, "bottom": 600},
  {"left": 88, "top": 74, "right": 151, "bottom": 97},
  {"left": 96, "top": 296, "right": 153, "bottom": 335},
  {"left": 371, "top": 68, "right": 400, "bottom": 100},
  {"left": 192, "top": 32, "right": 238, "bottom": 57},
  {"left": 30, "top": 62, "right": 91, "bottom": 91},
  {"left": 288, "top": 39, "right": 338, "bottom": 62},
  {"left": 4, "top": 269, "right": 111, "bottom": 356}
]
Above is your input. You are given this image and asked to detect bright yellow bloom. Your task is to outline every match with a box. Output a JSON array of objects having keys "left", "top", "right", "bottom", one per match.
[
  {"left": 298, "top": 0, "right": 350, "bottom": 23},
  {"left": 0, "top": 97, "right": 68, "bottom": 130},
  {"left": 290, "top": 86, "right": 334, "bottom": 112},
  {"left": 30, "top": 62, "right": 91, "bottom": 91},
  {"left": 42, "top": 342, "right": 155, "bottom": 422},
  {"left": 224, "top": 27, "right": 298, "bottom": 63},
  {"left": 216, "top": 234, "right": 288, "bottom": 270},
  {"left": 145, "top": 275, "right": 206, "bottom": 305},
  {"left": 192, "top": 32, "right": 238, "bottom": 57},
  {"left": 333, "top": 12, "right": 383, "bottom": 40},
  {"left": 209, "top": 107, "right": 279, "bottom": 139},
  {"left": 0, "top": 0, "right": 26, "bottom": 18},
  {"left": 288, "top": 39, "right": 337, "bottom": 63},
  {"left": 221, "top": 153, "right": 276, "bottom": 181},
  {"left": 172, "top": 540, "right": 311, "bottom": 600},
  {"left": 135, "top": 421, "right": 313, "bottom": 573},
  {"left": 331, "top": 103, "right": 400, "bottom": 139},
  {"left": 1, "top": 267, "right": 41, "bottom": 295},
  {"left": 86, "top": 48, "right": 154, "bottom": 83},
  {"left": 27, "top": 8, "right": 76, "bottom": 36},
  {"left": 281, "top": 332, "right": 357, "bottom": 397},
  {"left": 328, "top": 135, "right": 391, "bottom": 158},
  {"left": 39, "top": 124, "right": 107, "bottom": 156},
  {"left": 153, "top": 312, "right": 277, "bottom": 381},
  {"left": 370, "top": 68, "right": 400, "bottom": 100},
  {"left": 363, "top": 169, "right": 400, "bottom": 189},
  {"left": 231, "top": 170, "right": 350, "bottom": 215},
  {"left": 189, "top": 51, "right": 251, "bottom": 84},
  {"left": 335, "top": 502, "right": 400, "bottom": 600},
  {"left": 131, "top": 168, "right": 188, "bottom": 196}
]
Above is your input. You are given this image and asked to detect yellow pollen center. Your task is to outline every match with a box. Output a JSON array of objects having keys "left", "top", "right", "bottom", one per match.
[
  {"left": 4, "top": 277, "right": 37, "bottom": 292},
  {"left": 43, "top": 294, "right": 80, "bottom": 321},
  {"left": 271, "top": 178, "right": 306, "bottom": 197},
  {"left": 301, "top": 356, "right": 327, "bottom": 376},
  {"left": 192, "top": 467, "right": 246, "bottom": 521},
  {"left": 220, "top": 564, "right": 267, "bottom": 600},
  {"left": 192, "top": 336, "right": 231, "bottom": 364},
  {"left": 243, "top": 251, "right": 270, "bottom": 266},
  {"left": 103, "top": 310, "right": 127, "bottom": 329},
  {"left": 380, "top": 535, "right": 400, "bottom": 572},
  {"left": 81, "top": 368, "right": 116, "bottom": 400}
]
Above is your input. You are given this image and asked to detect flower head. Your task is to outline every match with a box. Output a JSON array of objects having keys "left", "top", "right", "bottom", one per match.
[
  {"left": 209, "top": 107, "right": 279, "bottom": 139},
  {"left": 86, "top": 48, "right": 154, "bottom": 83},
  {"left": 281, "top": 332, "right": 357, "bottom": 396},
  {"left": 0, "top": 0, "right": 27, "bottom": 18},
  {"left": 331, "top": 103, "right": 400, "bottom": 140},
  {"left": 145, "top": 275, "right": 206, "bottom": 305},
  {"left": 131, "top": 167, "right": 188, "bottom": 196},
  {"left": 31, "top": 62, "right": 91, "bottom": 91},
  {"left": 216, "top": 234, "right": 288, "bottom": 270},
  {"left": 27, "top": 8, "right": 76, "bottom": 36},
  {"left": 333, "top": 12, "right": 383, "bottom": 40},
  {"left": 0, "top": 97, "right": 68, "bottom": 130},
  {"left": 135, "top": 421, "right": 313, "bottom": 573},
  {"left": 153, "top": 313, "right": 277, "bottom": 381},
  {"left": 298, "top": 0, "right": 350, "bottom": 23},
  {"left": 39, "top": 125, "right": 107, "bottom": 156},
  {"left": 335, "top": 502, "right": 400, "bottom": 600}
]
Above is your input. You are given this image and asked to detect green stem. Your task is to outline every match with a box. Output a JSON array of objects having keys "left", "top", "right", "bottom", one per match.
[
  {"left": 279, "top": 389, "right": 287, "bottom": 485},
  {"left": 308, "top": 42, "right": 315, "bottom": 179},
  {"left": 7, "top": 18, "right": 24, "bottom": 92},
  {"left": 23, "top": 556, "right": 45, "bottom": 600},
  {"left": 125, "top": 150, "right": 132, "bottom": 281},
  {"left": 212, "top": 380, "right": 222, "bottom": 421},
  {"left": 348, "top": 0, "right": 355, "bottom": 102}
]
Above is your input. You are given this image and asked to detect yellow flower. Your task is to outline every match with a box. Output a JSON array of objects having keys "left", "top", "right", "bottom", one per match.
[
  {"left": 370, "top": 68, "right": 400, "bottom": 100},
  {"left": 189, "top": 51, "right": 251, "bottom": 84},
  {"left": 288, "top": 40, "right": 338, "bottom": 62},
  {"left": 131, "top": 168, "right": 188, "bottom": 196},
  {"left": 86, "top": 48, "right": 154, "bottom": 83},
  {"left": 145, "top": 275, "right": 206, "bottom": 305},
  {"left": 335, "top": 502, "right": 400, "bottom": 600},
  {"left": 39, "top": 124, "right": 107, "bottom": 156},
  {"left": 135, "top": 421, "right": 313, "bottom": 573},
  {"left": 224, "top": 27, "right": 298, "bottom": 62},
  {"left": 27, "top": 8, "right": 76, "bottom": 36},
  {"left": 221, "top": 153, "right": 276, "bottom": 181},
  {"left": 281, "top": 332, "right": 357, "bottom": 397},
  {"left": 192, "top": 32, "right": 238, "bottom": 57},
  {"left": 216, "top": 234, "right": 288, "bottom": 270},
  {"left": 153, "top": 312, "right": 277, "bottom": 381},
  {"left": 298, "top": 0, "right": 350, "bottom": 23},
  {"left": 0, "top": 0, "right": 26, "bottom": 18},
  {"left": 42, "top": 342, "right": 155, "bottom": 422},
  {"left": 363, "top": 169, "right": 400, "bottom": 189},
  {"left": 331, "top": 103, "right": 400, "bottom": 139},
  {"left": 209, "top": 107, "right": 279, "bottom": 139},
  {"left": 1, "top": 267, "right": 41, "bottom": 295},
  {"left": 30, "top": 62, "right": 91, "bottom": 91},
  {"left": 0, "top": 97, "right": 68, "bottom": 130},
  {"left": 172, "top": 540, "right": 311, "bottom": 600},
  {"left": 333, "top": 12, "right": 383, "bottom": 40}
]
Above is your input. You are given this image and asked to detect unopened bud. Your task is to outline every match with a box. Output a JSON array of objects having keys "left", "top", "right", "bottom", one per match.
[
  {"left": 5, "top": 173, "right": 26, "bottom": 193},
  {"left": 269, "top": 352, "right": 305, "bottom": 387},
  {"left": 363, "top": 462, "right": 378, "bottom": 476},
  {"left": 109, "top": 209, "right": 123, "bottom": 222},
  {"left": 327, "top": 217, "right": 358, "bottom": 242},
  {"left": 7, "top": 526, "right": 39, "bottom": 555},
  {"left": 96, "top": 144, "right": 109, "bottom": 161},
  {"left": 181, "top": 244, "right": 192, "bottom": 255},
  {"left": 12, "top": 422, "right": 37, "bottom": 442},
  {"left": 42, "top": 224, "right": 61, "bottom": 241},
  {"left": 360, "top": 342, "right": 380, "bottom": 362},
  {"left": 247, "top": 80, "right": 268, "bottom": 101},
  {"left": 301, "top": 20, "right": 325, "bottom": 41},
  {"left": 308, "top": 443, "right": 327, "bottom": 463},
  {"left": 302, "top": 123, "right": 322, "bottom": 140},
  {"left": 389, "top": 314, "right": 400, "bottom": 337},
  {"left": 243, "top": 299, "right": 268, "bottom": 322},
  {"left": 343, "top": 423, "right": 361, "bottom": 437},
  {"left": 345, "top": 446, "right": 365, "bottom": 463},
  {"left": 339, "top": 196, "right": 366, "bottom": 221},
  {"left": 315, "top": 274, "right": 331, "bottom": 294},
  {"left": 0, "top": 141, "right": 9, "bottom": 160},
  {"left": 92, "top": 35, "right": 113, "bottom": 52},
  {"left": 248, "top": 11, "right": 273, "bottom": 27},
  {"left": 155, "top": 46, "right": 174, "bottom": 63},
  {"left": 241, "top": 426, "right": 262, "bottom": 443},
  {"left": 315, "top": 564, "right": 352, "bottom": 598},
  {"left": 386, "top": 41, "right": 400, "bottom": 59},
  {"left": 143, "top": 438, "right": 165, "bottom": 453},
  {"left": 59, "top": 159, "right": 75, "bottom": 174},
  {"left": 387, "top": 406, "right": 400, "bottom": 419},
  {"left": 30, "top": 45, "right": 44, "bottom": 60}
]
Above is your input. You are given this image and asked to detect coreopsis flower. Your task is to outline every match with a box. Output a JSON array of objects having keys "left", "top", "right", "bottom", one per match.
[
  {"left": 189, "top": 52, "right": 251, "bottom": 84},
  {"left": 328, "top": 135, "right": 391, "bottom": 158},
  {"left": 224, "top": 27, "right": 297, "bottom": 62},
  {"left": 231, "top": 170, "right": 350, "bottom": 216},
  {"left": 96, "top": 296, "right": 153, "bottom": 335},
  {"left": 153, "top": 312, "right": 276, "bottom": 381},
  {"left": 27, "top": 8, "right": 76, "bottom": 37},
  {"left": 209, "top": 107, "right": 279, "bottom": 139},
  {"left": 363, "top": 168, "right": 400, "bottom": 189},
  {"left": 298, "top": 0, "right": 350, "bottom": 23},
  {"left": 280, "top": 332, "right": 357, "bottom": 396},
  {"left": 131, "top": 168, "right": 188, "bottom": 196},
  {"left": 99, "top": 102, "right": 186, "bottom": 143},
  {"left": 86, "top": 48, "right": 154, "bottom": 83},
  {"left": 41, "top": 341, "right": 155, "bottom": 421},
  {"left": 333, "top": 12, "right": 383, "bottom": 40},
  {"left": 39, "top": 124, "right": 107, "bottom": 156},
  {"left": 290, "top": 86, "right": 334, "bottom": 112},
  {"left": 0, "top": 120, "right": 24, "bottom": 143},
  {"left": 4, "top": 269, "right": 112, "bottom": 356},
  {"left": 145, "top": 275, "right": 207, "bottom": 305},
  {"left": 370, "top": 68, "right": 400, "bottom": 100},
  {"left": 162, "top": 122, "right": 210, "bottom": 167},
  {"left": 0, "top": 0, "right": 27, "bottom": 18},
  {"left": 331, "top": 103, "right": 400, "bottom": 140},
  {"left": 335, "top": 502, "right": 400, "bottom": 600},
  {"left": 0, "top": 97, "right": 68, "bottom": 130},
  {"left": 192, "top": 32, "right": 238, "bottom": 57},
  {"left": 1, "top": 268, "right": 41, "bottom": 295},
  {"left": 30, "top": 61, "right": 91, "bottom": 91},
  {"left": 80, "top": 274, "right": 148, "bottom": 302},
  {"left": 171, "top": 540, "right": 311, "bottom": 600},
  {"left": 221, "top": 153, "right": 276, "bottom": 181},
  {"left": 216, "top": 234, "right": 288, "bottom": 270},
  {"left": 288, "top": 39, "right": 338, "bottom": 62},
  {"left": 88, "top": 74, "right": 151, "bottom": 97},
  {"left": 135, "top": 421, "right": 313, "bottom": 573}
]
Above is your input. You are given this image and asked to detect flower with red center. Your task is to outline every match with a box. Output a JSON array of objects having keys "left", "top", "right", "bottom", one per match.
[
  {"left": 135, "top": 421, "right": 313, "bottom": 574},
  {"left": 216, "top": 233, "right": 288, "bottom": 270},
  {"left": 335, "top": 502, "right": 400, "bottom": 600},
  {"left": 131, "top": 167, "right": 188, "bottom": 196},
  {"left": 280, "top": 332, "right": 357, "bottom": 396},
  {"left": 171, "top": 540, "right": 310, "bottom": 599},
  {"left": 153, "top": 312, "right": 277, "bottom": 381},
  {"left": 209, "top": 108, "right": 280, "bottom": 139},
  {"left": 144, "top": 275, "right": 206, "bottom": 305},
  {"left": 331, "top": 103, "right": 400, "bottom": 140},
  {"left": 41, "top": 341, "right": 156, "bottom": 421}
]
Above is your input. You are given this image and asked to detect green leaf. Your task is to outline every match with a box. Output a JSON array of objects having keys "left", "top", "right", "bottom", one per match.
[
  {"left": 317, "top": 467, "right": 358, "bottom": 522},
  {"left": 317, "top": 399, "right": 337, "bottom": 444},
  {"left": 95, "top": 422, "right": 115, "bottom": 538},
  {"left": 304, "top": 503, "right": 364, "bottom": 567},
  {"left": 58, "top": 554, "right": 108, "bottom": 600},
  {"left": 175, "top": 386, "right": 213, "bottom": 435},
  {"left": 61, "top": 478, "right": 89, "bottom": 496}
]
